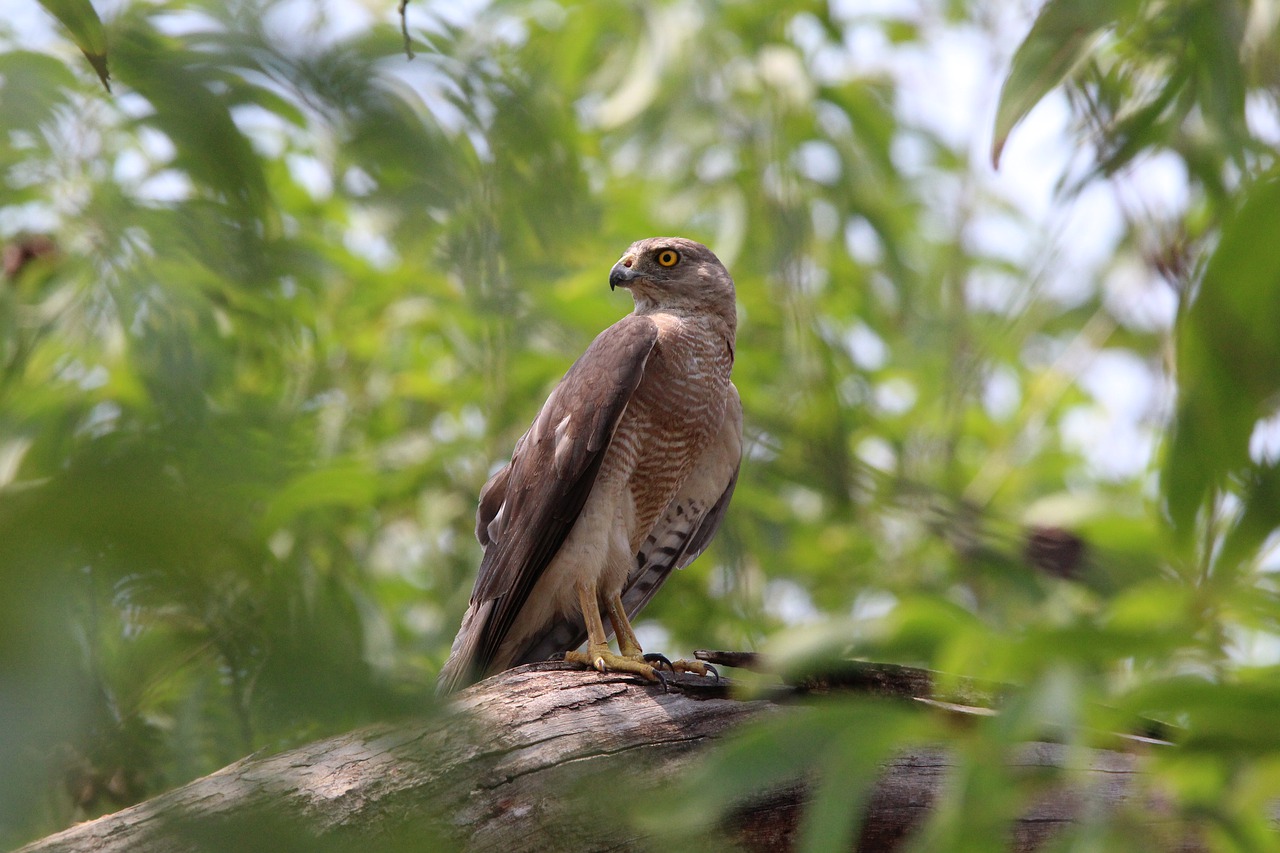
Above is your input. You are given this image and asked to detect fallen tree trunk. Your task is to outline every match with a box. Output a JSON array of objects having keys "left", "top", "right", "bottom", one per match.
[{"left": 18, "top": 661, "right": 1186, "bottom": 853}]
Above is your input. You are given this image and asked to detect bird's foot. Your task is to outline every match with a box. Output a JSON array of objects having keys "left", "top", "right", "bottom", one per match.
[
  {"left": 644, "top": 653, "right": 719, "bottom": 681},
  {"left": 565, "top": 644, "right": 666, "bottom": 687}
]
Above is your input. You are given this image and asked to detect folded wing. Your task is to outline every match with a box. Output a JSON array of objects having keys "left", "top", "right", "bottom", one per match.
[{"left": 437, "top": 314, "right": 660, "bottom": 693}]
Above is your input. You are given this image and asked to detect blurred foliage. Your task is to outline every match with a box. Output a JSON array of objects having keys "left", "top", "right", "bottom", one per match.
[{"left": 2, "top": 0, "right": 1280, "bottom": 849}]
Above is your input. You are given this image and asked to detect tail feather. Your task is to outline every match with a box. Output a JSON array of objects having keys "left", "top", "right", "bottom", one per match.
[{"left": 436, "top": 599, "right": 492, "bottom": 695}]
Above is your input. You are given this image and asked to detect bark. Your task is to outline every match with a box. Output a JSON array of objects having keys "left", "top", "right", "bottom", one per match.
[{"left": 17, "top": 660, "right": 1190, "bottom": 853}]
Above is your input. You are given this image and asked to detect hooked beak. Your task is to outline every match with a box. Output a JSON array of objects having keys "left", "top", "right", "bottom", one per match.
[{"left": 609, "top": 262, "right": 641, "bottom": 291}]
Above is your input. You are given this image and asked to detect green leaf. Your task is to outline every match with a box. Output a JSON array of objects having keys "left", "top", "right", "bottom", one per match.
[
  {"left": 990, "top": 0, "right": 1138, "bottom": 168},
  {"left": 261, "top": 461, "right": 380, "bottom": 532},
  {"left": 638, "top": 701, "right": 923, "bottom": 843},
  {"left": 0, "top": 51, "right": 77, "bottom": 131},
  {"left": 1185, "top": 0, "right": 1248, "bottom": 164},
  {"left": 1164, "top": 172, "right": 1280, "bottom": 537},
  {"left": 38, "top": 0, "right": 110, "bottom": 90},
  {"left": 798, "top": 708, "right": 921, "bottom": 853},
  {"left": 1123, "top": 675, "right": 1280, "bottom": 752},
  {"left": 1215, "top": 463, "right": 1280, "bottom": 581},
  {"left": 110, "top": 16, "right": 277, "bottom": 234},
  {"left": 1092, "top": 67, "right": 1190, "bottom": 179}
]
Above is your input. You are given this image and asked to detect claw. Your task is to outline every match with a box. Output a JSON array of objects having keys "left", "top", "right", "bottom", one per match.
[
  {"left": 642, "top": 652, "right": 673, "bottom": 671},
  {"left": 704, "top": 663, "right": 720, "bottom": 682}
]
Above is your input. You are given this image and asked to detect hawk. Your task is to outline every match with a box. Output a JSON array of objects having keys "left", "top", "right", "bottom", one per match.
[{"left": 438, "top": 237, "right": 741, "bottom": 693}]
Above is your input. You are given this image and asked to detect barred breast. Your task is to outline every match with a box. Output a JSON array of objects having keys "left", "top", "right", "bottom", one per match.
[{"left": 599, "top": 312, "right": 734, "bottom": 554}]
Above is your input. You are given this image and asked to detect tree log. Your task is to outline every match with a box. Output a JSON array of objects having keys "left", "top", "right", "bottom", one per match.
[{"left": 17, "top": 661, "right": 1188, "bottom": 853}]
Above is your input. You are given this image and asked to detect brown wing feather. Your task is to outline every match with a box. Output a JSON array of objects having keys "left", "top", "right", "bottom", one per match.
[
  {"left": 475, "top": 462, "right": 511, "bottom": 548},
  {"left": 437, "top": 314, "right": 659, "bottom": 692}
]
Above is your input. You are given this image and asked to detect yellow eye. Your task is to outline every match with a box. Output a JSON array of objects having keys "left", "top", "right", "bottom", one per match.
[{"left": 656, "top": 249, "right": 680, "bottom": 267}]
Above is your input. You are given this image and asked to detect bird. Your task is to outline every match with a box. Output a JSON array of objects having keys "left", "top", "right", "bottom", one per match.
[{"left": 437, "top": 237, "right": 742, "bottom": 694}]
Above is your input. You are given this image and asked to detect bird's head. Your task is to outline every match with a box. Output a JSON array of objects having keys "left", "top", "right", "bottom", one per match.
[{"left": 609, "top": 237, "right": 736, "bottom": 323}]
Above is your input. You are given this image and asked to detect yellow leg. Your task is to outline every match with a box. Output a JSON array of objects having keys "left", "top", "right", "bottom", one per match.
[
  {"left": 563, "top": 582, "right": 660, "bottom": 682},
  {"left": 605, "top": 591, "right": 718, "bottom": 681},
  {"left": 605, "top": 593, "right": 644, "bottom": 658}
]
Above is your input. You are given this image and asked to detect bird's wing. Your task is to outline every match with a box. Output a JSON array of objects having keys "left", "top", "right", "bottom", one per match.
[
  {"left": 437, "top": 314, "right": 659, "bottom": 693},
  {"left": 513, "top": 383, "right": 742, "bottom": 664}
]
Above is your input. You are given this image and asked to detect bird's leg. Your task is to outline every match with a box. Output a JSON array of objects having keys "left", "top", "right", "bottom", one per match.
[
  {"left": 606, "top": 592, "right": 717, "bottom": 681},
  {"left": 563, "top": 581, "right": 661, "bottom": 683},
  {"left": 605, "top": 593, "right": 646, "bottom": 659}
]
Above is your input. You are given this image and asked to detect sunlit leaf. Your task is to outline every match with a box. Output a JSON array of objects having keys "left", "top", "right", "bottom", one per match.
[
  {"left": 110, "top": 14, "right": 277, "bottom": 234},
  {"left": 991, "top": 0, "right": 1139, "bottom": 167},
  {"left": 1184, "top": 0, "right": 1248, "bottom": 162},
  {"left": 0, "top": 51, "right": 77, "bottom": 131},
  {"left": 1124, "top": 676, "right": 1280, "bottom": 752},
  {"left": 1164, "top": 172, "right": 1280, "bottom": 538},
  {"left": 797, "top": 707, "right": 922, "bottom": 853},
  {"left": 1093, "top": 67, "right": 1189, "bottom": 178},
  {"left": 639, "top": 701, "right": 923, "bottom": 844},
  {"left": 261, "top": 461, "right": 381, "bottom": 532},
  {"left": 38, "top": 0, "right": 110, "bottom": 90},
  {"left": 1215, "top": 463, "right": 1280, "bottom": 582}
]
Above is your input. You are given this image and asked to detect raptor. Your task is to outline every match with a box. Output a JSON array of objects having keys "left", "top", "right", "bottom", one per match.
[{"left": 438, "top": 237, "right": 741, "bottom": 693}]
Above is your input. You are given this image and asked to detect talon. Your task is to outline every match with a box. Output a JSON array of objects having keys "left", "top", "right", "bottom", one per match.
[
  {"left": 704, "top": 663, "right": 719, "bottom": 681},
  {"left": 643, "top": 652, "right": 673, "bottom": 671},
  {"left": 653, "top": 668, "right": 668, "bottom": 692},
  {"left": 563, "top": 642, "right": 669, "bottom": 687}
]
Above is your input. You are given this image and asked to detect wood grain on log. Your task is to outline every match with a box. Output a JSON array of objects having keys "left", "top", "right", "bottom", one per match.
[
  {"left": 18, "top": 664, "right": 767, "bottom": 853},
  {"left": 16, "top": 661, "right": 1184, "bottom": 853}
]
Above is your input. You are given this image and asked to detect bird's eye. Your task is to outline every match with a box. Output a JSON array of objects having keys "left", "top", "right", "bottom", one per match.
[{"left": 656, "top": 249, "right": 680, "bottom": 267}]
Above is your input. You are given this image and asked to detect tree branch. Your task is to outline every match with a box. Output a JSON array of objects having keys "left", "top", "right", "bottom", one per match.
[{"left": 18, "top": 661, "right": 1196, "bottom": 852}]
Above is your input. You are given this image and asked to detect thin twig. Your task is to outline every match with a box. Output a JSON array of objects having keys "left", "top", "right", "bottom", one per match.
[{"left": 398, "top": 0, "right": 415, "bottom": 60}]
